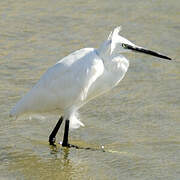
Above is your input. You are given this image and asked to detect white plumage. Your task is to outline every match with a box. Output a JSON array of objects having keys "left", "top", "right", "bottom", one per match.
[{"left": 10, "top": 26, "right": 171, "bottom": 130}]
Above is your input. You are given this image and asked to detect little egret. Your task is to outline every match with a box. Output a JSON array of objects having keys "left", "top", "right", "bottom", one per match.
[{"left": 10, "top": 26, "right": 171, "bottom": 147}]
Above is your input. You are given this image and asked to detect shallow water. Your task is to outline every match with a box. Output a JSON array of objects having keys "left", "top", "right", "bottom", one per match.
[{"left": 0, "top": 0, "right": 180, "bottom": 179}]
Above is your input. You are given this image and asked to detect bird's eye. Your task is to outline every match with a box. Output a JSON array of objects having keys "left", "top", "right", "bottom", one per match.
[{"left": 122, "top": 44, "right": 126, "bottom": 48}]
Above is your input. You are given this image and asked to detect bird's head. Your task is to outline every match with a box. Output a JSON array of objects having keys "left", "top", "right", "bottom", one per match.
[{"left": 98, "top": 26, "right": 172, "bottom": 60}]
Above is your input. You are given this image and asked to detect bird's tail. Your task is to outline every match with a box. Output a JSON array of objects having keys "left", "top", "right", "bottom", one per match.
[
  {"left": 9, "top": 100, "right": 24, "bottom": 118},
  {"left": 9, "top": 94, "right": 29, "bottom": 118},
  {"left": 9, "top": 107, "right": 16, "bottom": 117}
]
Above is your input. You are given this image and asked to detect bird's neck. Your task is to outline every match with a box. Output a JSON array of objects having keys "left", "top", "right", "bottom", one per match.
[{"left": 96, "top": 48, "right": 128, "bottom": 72}]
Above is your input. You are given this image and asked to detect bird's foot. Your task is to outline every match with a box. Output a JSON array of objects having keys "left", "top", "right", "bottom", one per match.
[
  {"left": 60, "top": 141, "right": 105, "bottom": 151},
  {"left": 49, "top": 137, "right": 56, "bottom": 146},
  {"left": 68, "top": 144, "right": 79, "bottom": 149},
  {"left": 61, "top": 142, "right": 79, "bottom": 149}
]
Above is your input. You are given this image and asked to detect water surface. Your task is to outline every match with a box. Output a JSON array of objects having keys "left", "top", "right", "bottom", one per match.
[{"left": 0, "top": 0, "right": 180, "bottom": 179}]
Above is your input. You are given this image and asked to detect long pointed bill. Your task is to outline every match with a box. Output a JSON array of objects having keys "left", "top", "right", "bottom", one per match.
[{"left": 122, "top": 44, "right": 172, "bottom": 60}]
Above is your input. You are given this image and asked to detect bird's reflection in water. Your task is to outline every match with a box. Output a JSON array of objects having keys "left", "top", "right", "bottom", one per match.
[
  {"left": 49, "top": 145, "right": 72, "bottom": 171},
  {"left": 50, "top": 145, "right": 70, "bottom": 159}
]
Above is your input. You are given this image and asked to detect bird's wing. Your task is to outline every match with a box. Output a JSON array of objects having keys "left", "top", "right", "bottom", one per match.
[
  {"left": 35, "top": 48, "right": 104, "bottom": 107},
  {"left": 75, "top": 51, "right": 105, "bottom": 102},
  {"left": 10, "top": 49, "right": 104, "bottom": 117}
]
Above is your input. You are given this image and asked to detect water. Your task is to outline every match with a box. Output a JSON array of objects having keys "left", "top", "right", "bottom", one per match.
[{"left": 0, "top": 0, "right": 180, "bottom": 179}]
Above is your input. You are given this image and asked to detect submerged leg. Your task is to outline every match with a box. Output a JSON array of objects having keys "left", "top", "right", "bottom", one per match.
[{"left": 49, "top": 116, "right": 63, "bottom": 145}]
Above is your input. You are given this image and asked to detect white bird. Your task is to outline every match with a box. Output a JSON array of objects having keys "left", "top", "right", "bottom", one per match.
[{"left": 10, "top": 26, "right": 171, "bottom": 147}]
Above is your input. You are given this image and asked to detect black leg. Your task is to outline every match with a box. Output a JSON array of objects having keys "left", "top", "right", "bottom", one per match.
[
  {"left": 49, "top": 116, "right": 63, "bottom": 145},
  {"left": 62, "top": 120, "right": 70, "bottom": 147},
  {"left": 62, "top": 120, "right": 79, "bottom": 148}
]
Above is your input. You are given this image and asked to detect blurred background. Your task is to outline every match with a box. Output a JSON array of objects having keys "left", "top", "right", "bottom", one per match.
[{"left": 0, "top": 0, "right": 179, "bottom": 179}]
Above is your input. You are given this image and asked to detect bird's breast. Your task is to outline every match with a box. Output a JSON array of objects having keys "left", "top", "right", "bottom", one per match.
[{"left": 86, "top": 56, "right": 129, "bottom": 101}]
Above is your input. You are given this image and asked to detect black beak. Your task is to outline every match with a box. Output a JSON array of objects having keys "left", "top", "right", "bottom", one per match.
[{"left": 122, "top": 43, "right": 172, "bottom": 60}]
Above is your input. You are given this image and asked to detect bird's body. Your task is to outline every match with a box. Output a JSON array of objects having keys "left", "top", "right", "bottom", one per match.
[
  {"left": 10, "top": 46, "right": 129, "bottom": 128},
  {"left": 10, "top": 26, "right": 171, "bottom": 147}
]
